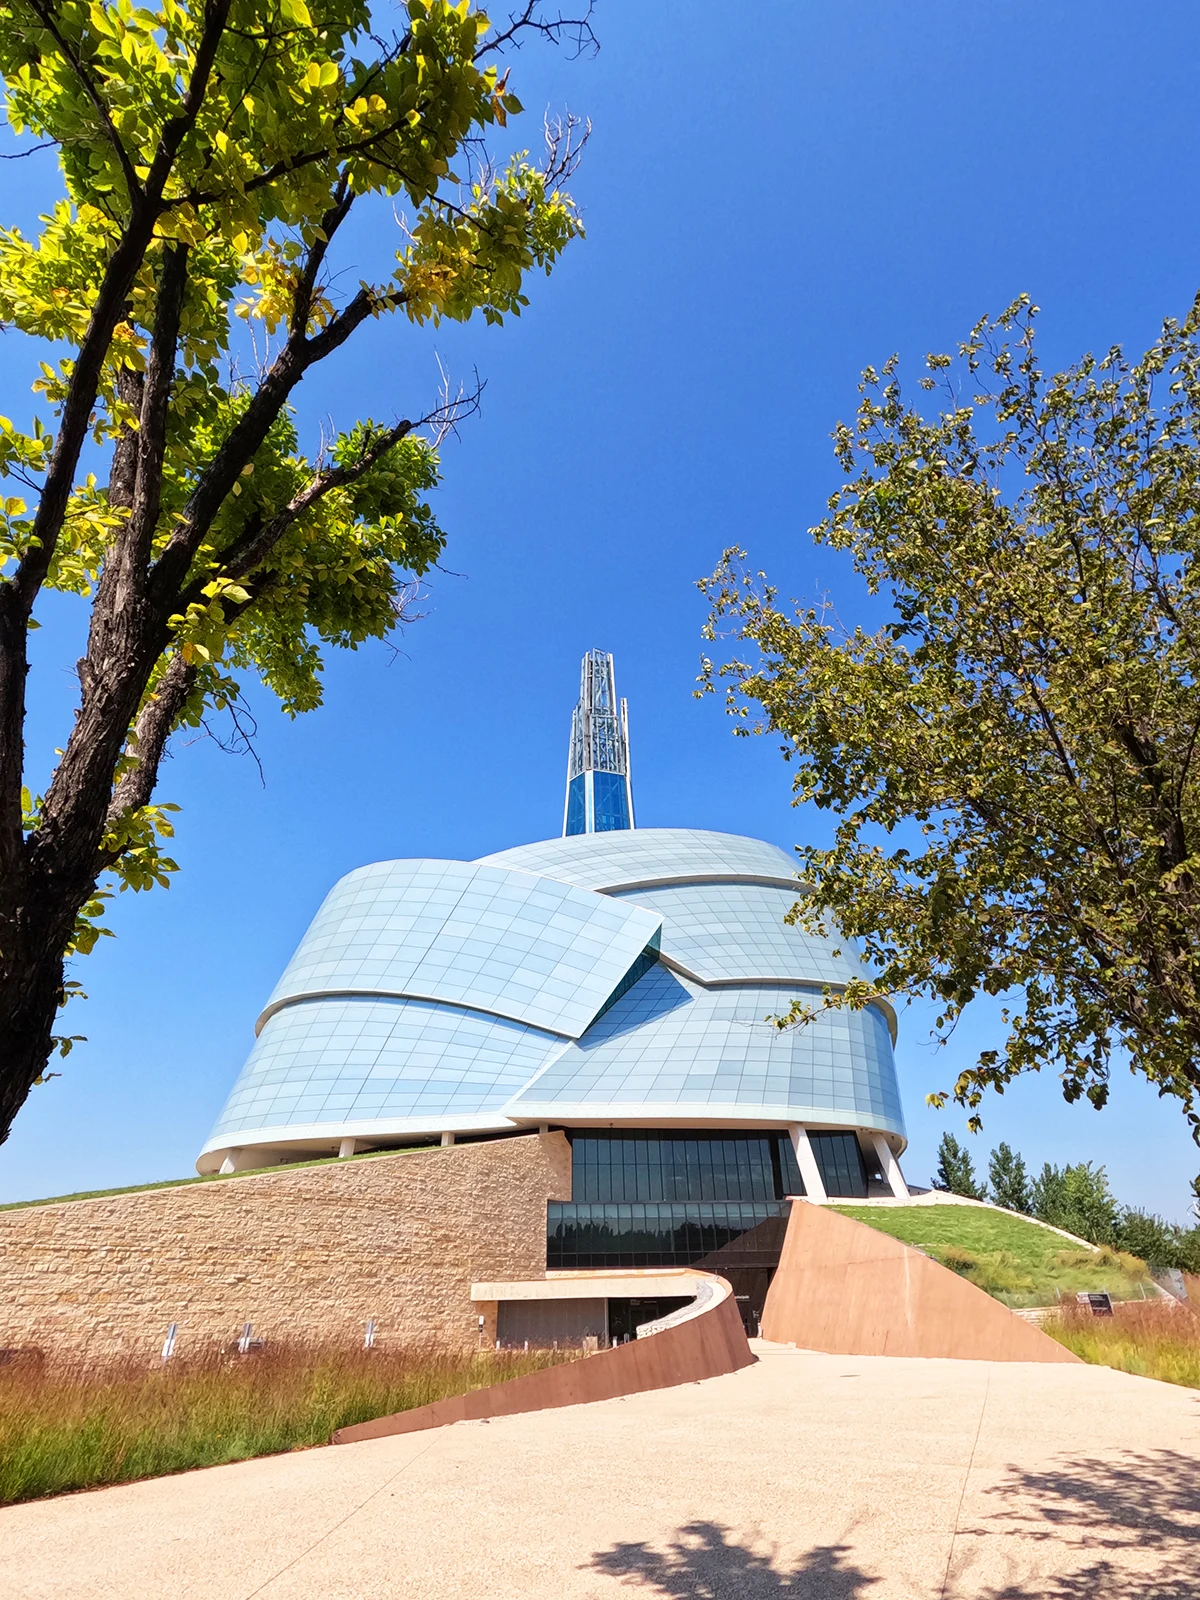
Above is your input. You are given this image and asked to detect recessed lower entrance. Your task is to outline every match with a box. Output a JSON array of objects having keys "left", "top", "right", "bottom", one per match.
[{"left": 606, "top": 1297, "right": 691, "bottom": 1343}]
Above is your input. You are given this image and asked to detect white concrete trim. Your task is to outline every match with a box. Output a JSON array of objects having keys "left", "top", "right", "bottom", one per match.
[
  {"left": 871, "top": 1132, "right": 909, "bottom": 1199},
  {"left": 789, "top": 1125, "right": 827, "bottom": 1202}
]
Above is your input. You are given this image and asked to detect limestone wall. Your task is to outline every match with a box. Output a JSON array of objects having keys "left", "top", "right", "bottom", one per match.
[{"left": 0, "top": 1133, "right": 572, "bottom": 1360}]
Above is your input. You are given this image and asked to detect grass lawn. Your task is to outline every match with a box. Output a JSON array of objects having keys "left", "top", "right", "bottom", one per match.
[
  {"left": 0, "top": 1340, "right": 572, "bottom": 1506},
  {"left": 829, "top": 1203, "right": 1154, "bottom": 1309}
]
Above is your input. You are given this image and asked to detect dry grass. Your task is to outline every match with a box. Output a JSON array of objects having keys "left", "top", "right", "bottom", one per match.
[
  {"left": 1044, "top": 1301, "right": 1200, "bottom": 1390},
  {"left": 0, "top": 1338, "right": 572, "bottom": 1506}
]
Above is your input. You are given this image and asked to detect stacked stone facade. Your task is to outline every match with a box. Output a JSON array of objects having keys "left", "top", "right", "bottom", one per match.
[{"left": 0, "top": 1132, "right": 571, "bottom": 1359}]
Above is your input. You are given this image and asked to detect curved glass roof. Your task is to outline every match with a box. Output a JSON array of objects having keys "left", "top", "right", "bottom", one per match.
[
  {"left": 478, "top": 828, "right": 801, "bottom": 890},
  {"left": 607, "top": 881, "right": 863, "bottom": 988},
  {"left": 505, "top": 964, "right": 902, "bottom": 1136},
  {"left": 204, "top": 996, "right": 563, "bottom": 1150},
  {"left": 259, "top": 860, "right": 661, "bottom": 1040}
]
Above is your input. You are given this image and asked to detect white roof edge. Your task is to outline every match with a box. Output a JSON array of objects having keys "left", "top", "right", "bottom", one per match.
[{"left": 253, "top": 988, "right": 578, "bottom": 1040}]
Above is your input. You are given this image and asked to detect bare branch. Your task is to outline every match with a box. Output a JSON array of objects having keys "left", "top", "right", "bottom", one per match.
[{"left": 475, "top": 2, "right": 598, "bottom": 61}]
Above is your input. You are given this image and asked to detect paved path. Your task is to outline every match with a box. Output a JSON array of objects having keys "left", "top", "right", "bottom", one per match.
[{"left": 2, "top": 1343, "right": 1198, "bottom": 1598}]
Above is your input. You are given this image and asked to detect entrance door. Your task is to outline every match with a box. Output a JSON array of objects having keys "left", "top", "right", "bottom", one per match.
[
  {"left": 717, "top": 1268, "right": 775, "bottom": 1336},
  {"left": 606, "top": 1297, "right": 691, "bottom": 1343}
]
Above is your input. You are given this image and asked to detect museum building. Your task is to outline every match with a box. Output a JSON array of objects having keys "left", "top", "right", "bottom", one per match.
[{"left": 199, "top": 651, "right": 910, "bottom": 1330}]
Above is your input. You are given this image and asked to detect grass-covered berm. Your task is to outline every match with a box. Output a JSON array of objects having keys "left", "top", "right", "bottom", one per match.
[
  {"left": 830, "top": 1203, "right": 1155, "bottom": 1307},
  {"left": 0, "top": 1339, "right": 573, "bottom": 1506}
]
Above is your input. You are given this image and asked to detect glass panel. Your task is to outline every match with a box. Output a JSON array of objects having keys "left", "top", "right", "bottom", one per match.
[
  {"left": 592, "top": 770, "right": 631, "bottom": 832},
  {"left": 567, "top": 1130, "right": 797, "bottom": 1204},
  {"left": 810, "top": 1131, "right": 868, "bottom": 1198},
  {"left": 547, "top": 1200, "right": 792, "bottom": 1270},
  {"left": 565, "top": 773, "right": 587, "bottom": 837}
]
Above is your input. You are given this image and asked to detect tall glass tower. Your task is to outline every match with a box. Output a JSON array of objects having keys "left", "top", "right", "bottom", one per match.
[{"left": 563, "top": 649, "right": 635, "bottom": 836}]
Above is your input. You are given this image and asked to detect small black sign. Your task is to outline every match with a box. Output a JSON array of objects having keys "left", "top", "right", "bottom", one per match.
[{"left": 1077, "top": 1291, "right": 1114, "bottom": 1316}]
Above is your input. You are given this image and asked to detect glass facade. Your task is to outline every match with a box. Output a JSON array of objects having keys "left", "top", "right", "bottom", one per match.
[
  {"left": 564, "top": 774, "right": 586, "bottom": 836},
  {"left": 546, "top": 1129, "right": 801, "bottom": 1271},
  {"left": 592, "top": 770, "right": 631, "bottom": 832},
  {"left": 810, "top": 1129, "right": 869, "bottom": 1199},
  {"left": 547, "top": 1200, "right": 792, "bottom": 1271},
  {"left": 569, "top": 1130, "right": 801, "bottom": 1203},
  {"left": 201, "top": 827, "right": 907, "bottom": 1173},
  {"left": 258, "top": 858, "right": 662, "bottom": 1042}
]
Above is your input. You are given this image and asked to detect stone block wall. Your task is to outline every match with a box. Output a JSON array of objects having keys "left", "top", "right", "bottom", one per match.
[{"left": 0, "top": 1132, "right": 572, "bottom": 1360}]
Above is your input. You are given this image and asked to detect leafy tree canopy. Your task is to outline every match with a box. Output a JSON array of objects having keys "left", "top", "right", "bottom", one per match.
[
  {"left": 702, "top": 296, "right": 1200, "bottom": 1145},
  {"left": 0, "top": 0, "right": 589, "bottom": 1141}
]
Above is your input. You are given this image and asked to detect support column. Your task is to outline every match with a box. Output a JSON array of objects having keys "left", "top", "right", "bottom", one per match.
[
  {"left": 788, "top": 1125, "right": 827, "bottom": 1202},
  {"left": 217, "top": 1147, "right": 263, "bottom": 1174},
  {"left": 871, "top": 1132, "right": 910, "bottom": 1198},
  {"left": 440, "top": 1131, "right": 456, "bottom": 1147},
  {"left": 338, "top": 1137, "right": 357, "bottom": 1159}
]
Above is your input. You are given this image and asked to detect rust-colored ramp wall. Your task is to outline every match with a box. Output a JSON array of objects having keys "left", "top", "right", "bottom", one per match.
[
  {"left": 761, "top": 1202, "right": 1081, "bottom": 1364},
  {"left": 334, "top": 1279, "right": 753, "bottom": 1444}
]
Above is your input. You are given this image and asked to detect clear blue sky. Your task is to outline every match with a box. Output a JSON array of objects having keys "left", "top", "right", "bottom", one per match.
[{"left": 4, "top": 1, "right": 1200, "bottom": 1218}]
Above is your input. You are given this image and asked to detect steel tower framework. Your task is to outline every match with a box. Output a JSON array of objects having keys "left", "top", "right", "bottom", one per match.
[{"left": 563, "top": 650, "right": 635, "bottom": 835}]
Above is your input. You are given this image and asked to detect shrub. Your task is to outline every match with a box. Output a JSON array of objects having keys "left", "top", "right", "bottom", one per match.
[{"left": 937, "top": 1245, "right": 978, "bottom": 1274}]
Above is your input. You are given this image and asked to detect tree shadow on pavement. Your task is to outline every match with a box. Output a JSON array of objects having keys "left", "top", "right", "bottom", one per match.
[
  {"left": 587, "top": 1521, "right": 880, "bottom": 1599},
  {"left": 957, "top": 1448, "right": 1200, "bottom": 1600}
]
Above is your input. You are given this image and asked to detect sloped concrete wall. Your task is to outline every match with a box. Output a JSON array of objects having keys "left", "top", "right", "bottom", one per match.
[
  {"left": 761, "top": 1201, "right": 1081, "bottom": 1363},
  {"left": 0, "top": 1134, "right": 572, "bottom": 1359},
  {"left": 334, "top": 1274, "right": 753, "bottom": 1443}
]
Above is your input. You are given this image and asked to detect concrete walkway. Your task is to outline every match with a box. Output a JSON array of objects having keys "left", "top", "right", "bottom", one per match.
[{"left": 2, "top": 1343, "right": 1198, "bottom": 1598}]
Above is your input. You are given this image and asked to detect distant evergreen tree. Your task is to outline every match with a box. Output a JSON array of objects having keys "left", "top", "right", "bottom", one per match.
[
  {"left": 933, "top": 1133, "right": 987, "bottom": 1200},
  {"left": 1031, "top": 1161, "right": 1118, "bottom": 1246},
  {"left": 987, "top": 1143, "right": 1032, "bottom": 1213}
]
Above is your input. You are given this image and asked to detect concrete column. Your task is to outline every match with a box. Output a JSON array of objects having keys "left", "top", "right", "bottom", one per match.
[
  {"left": 338, "top": 1137, "right": 357, "bottom": 1159},
  {"left": 871, "top": 1132, "right": 910, "bottom": 1198},
  {"left": 788, "top": 1125, "right": 827, "bottom": 1202},
  {"left": 440, "top": 1131, "right": 456, "bottom": 1147},
  {"left": 217, "top": 1148, "right": 262, "bottom": 1174},
  {"left": 537, "top": 1123, "right": 549, "bottom": 1135}
]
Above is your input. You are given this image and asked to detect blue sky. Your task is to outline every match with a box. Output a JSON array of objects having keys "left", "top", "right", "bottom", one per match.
[{"left": 4, "top": 1, "right": 1200, "bottom": 1218}]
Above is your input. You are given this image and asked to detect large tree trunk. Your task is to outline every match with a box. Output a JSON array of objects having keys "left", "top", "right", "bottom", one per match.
[{"left": 0, "top": 884, "right": 74, "bottom": 1146}]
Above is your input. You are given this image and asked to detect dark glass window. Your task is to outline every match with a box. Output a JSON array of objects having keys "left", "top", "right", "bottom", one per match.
[
  {"left": 568, "top": 1130, "right": 801, "bottom": 1204},
  {"left": 591, "top": 940, "right": 660, "bottom": 1026},
  {"left": 810, "top": 1131, "right": 868, "bottom": 1198},
  {"left": 547, "top": 1200, "right": 792, "bottom": 1271},
  {"left": 592, "top": 770, "right": 630, "bottom": 831},
  {"left": 565, "top": 773, "right": 587, "bottom": 836}
]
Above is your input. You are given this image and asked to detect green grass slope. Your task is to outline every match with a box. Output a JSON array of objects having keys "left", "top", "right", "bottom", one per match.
[{"left": 829, "top": 1203, "right": 1154, "bottom": 1309}]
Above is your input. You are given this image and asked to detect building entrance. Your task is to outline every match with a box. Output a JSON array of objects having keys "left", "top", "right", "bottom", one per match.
[
  {"left": 717, "top": 1267, "right": 775, "bottom": 1336},
  {"left": 606, "top": 1296, "right": 691, "bottom": 1343}
]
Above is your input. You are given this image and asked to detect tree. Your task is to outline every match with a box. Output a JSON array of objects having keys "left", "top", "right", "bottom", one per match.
[
  {"left": 701, "top": 296, "right": 1200, "bottom": 1144},
  {"left": 932, "top": 1131, "right": 986, "bottom": 1199},
  {"left": 1030, "top": 1160, "right": 1118, "bottom": 1246},
  {"left": 0, "top": 0, "right": 590, "bottom": 1145},
  {"left": 987, "top": 1141, "right": 1031, "bottom": 1214}
]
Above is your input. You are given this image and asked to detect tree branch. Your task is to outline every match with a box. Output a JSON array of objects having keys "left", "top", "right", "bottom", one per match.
[{"left": 25, "top": 0, "right": 142, "bottom": 204}]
